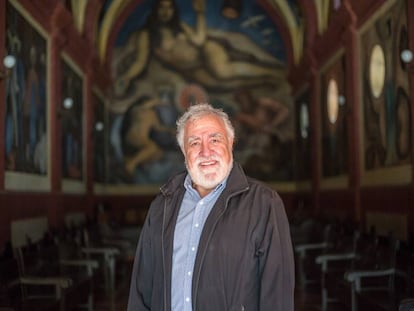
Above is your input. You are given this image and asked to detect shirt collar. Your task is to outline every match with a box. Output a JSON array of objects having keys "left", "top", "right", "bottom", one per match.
[{"left": 184, "top": 173, "right": 228, "bottom": 201}]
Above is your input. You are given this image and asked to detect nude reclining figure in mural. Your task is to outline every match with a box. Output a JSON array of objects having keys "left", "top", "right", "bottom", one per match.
[{"left": 113, "top": 0, "right": 287, "bottom": 96}]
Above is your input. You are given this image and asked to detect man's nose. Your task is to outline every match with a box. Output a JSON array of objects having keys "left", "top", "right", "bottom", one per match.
[{"left": 200, "top": 140, "right": 212, "bottom": 157}]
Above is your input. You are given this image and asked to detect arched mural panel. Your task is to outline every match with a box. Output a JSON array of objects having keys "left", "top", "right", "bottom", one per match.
[
  {"left": 359, "top": 0, "right": 412, "bottom": 186},
  {"left": 107, "top": 0, "right": 295, "bottom": 185}
]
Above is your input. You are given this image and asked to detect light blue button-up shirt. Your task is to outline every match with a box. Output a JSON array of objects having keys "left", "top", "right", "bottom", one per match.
[{"left": 171, "top": 174, "right": 227, "bottom": 311}]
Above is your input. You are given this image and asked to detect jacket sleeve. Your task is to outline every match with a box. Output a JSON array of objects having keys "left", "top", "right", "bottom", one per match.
[
  {"left": 258, "top": 191, "right": 295, "bottom": 311},
  {"left": 127, "top": 209, "right": 153, "bottom": 311}
]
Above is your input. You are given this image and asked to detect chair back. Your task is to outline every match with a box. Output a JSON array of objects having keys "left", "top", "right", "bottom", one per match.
[{"left": 400, "top": 298, "right": 414, "bottom": 311}]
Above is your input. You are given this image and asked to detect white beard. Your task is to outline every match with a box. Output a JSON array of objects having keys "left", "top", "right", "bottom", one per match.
[{"left": 187, "top": 156, "right": 232, "bottom": 190}]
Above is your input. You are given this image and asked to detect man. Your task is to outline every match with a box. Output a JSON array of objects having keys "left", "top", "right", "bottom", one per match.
[{"left": 127, "top": 103, "right": 295, "bottom": 310}]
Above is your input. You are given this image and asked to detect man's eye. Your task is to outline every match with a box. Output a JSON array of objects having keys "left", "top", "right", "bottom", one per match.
[{"left": 189, "top": 141, "right": 200, "bottom": 147}]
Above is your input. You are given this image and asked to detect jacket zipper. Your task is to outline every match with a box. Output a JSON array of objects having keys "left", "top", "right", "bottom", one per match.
[
  {"left": 192, "top": 186, "right": 249, "bottom": 311},
  {"left": 162, "top": 198, "right": 168, "bottom": 311}
]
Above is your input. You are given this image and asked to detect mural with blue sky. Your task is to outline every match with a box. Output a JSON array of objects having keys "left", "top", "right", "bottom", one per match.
[{"left": 103, "top": 0, "right": 287, "bottom": 63}]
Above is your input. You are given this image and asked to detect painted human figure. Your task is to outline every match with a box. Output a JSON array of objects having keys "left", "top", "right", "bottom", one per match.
[
  {"left": 23, "top": 45, "right": 40, "bottom": 165},
  {"left": 114, "top": 0, "right": 285, "bottom": 95},
  {"left": 120, "top": 96, "right": 175, "bottom": 175},
  {"left": 5, "top": 30, "right": 25, "bottom": 169}
]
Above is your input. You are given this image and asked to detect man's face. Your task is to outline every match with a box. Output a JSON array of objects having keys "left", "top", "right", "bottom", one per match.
[
  {"left": 183, "top": 114, "right": 233, "bottom": 195},
  {"left": 158, "top": 0, "right": 174, "bottom": 23}
]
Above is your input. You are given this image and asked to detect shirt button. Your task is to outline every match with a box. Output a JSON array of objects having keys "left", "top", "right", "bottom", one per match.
[
  {"left": 195, "top": 223, "right": 199, "bottom": 228},
  {"left": 187, "top": 271, "right": 192, "bottom": 276},
  {"left": 185, "top": 297, "right": 190, "bottom": 302},
  {"left": 191, "top": 247, "right": 196, "bottom": 251}
]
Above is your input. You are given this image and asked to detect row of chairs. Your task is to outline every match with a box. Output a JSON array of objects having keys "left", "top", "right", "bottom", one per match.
[
  {"left": 1, "top": 228, "right": 98, "bottom": 311},
  {"left": 294, "top": 221, "right": 414, "bottom": 311},
  {"left": 0, "top": 215, "right": 139, "bottom": 311}
]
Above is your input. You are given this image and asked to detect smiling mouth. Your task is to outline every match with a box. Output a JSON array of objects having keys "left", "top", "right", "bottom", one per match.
[
  {"left": 198, "top": 161, "right": 220, "bottom": 173},
  {"left": 200, "top": 160, "right": 217, "bottom": 167}
]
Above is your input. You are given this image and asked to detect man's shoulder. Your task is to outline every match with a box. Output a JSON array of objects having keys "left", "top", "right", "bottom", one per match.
[
  {"left": 245, "top": 175, "right": 276, "bottom": 192},
  {"left": 243, "top": 175, "right": 284, "bottom": 204}
]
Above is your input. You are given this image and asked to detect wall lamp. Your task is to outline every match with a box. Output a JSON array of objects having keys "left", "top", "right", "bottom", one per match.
[
  {"left": 338, "top": 94, "right": 346, "bottom": 106},
  {"left": 58, "top": 97, "right": 74, "bottom": 118},
  {"left": 91, "top": 121, "right": 104, "bottom": 139},
  {"left": 400, "top": 49, "right": 414, "bottom": 72},
  {"left": 95, "top": 121, "right": 104, "bottom": 132},
  {"left": 63, "top": 97, "right": 74, "bottom": 110},
  {"left": 0, "top": 55, "right": 16, "bottom": 80}
]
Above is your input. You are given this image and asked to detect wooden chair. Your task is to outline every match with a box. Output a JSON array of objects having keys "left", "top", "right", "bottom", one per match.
[
  {"left": 81, "top": 224, "right": 122, "bottom": 311},
  {"left": 0, "top": 254, "right": 67, "bottom": 311},
  {"left": 46, "top": 228, "right": 100, "bottom": 311},
  {"left": 344, "top": 234, "right": 412, "bottom": 311},
  {"left": 65, "top": 212, "right": 139, "bottom": 311},
  {"left": 11, "top": 217, "right": 98, "bottom": 311},
  {"left": 294, "top": 222, "right": 340, "bottom": 290},
  {"left": 399, "top": 298, "right": 414, "bottom": 311},
  {"left": 315, "top": 225, "right": 361, "bottom": 311}
]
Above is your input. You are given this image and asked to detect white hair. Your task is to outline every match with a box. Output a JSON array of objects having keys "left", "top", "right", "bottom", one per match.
[{"left": 176, "top": 103, "right": 235, "bottom": 151}]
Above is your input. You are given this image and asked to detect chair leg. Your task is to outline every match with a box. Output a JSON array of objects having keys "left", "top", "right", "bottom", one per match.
[
  {"left": 351, "top": 283, "right": 358, "bottom": 311},
  {"left": 321, "top": 271, "right": 327, "bottom": 311},
  {"left": 104, "top": 253, "right": 116, "bottom": 311},
  {"left": 322, "top": 287, "right": 328, "bottom": 311},
  {"left": 87, "top": 294, "right": 93, "bottom": 311}
]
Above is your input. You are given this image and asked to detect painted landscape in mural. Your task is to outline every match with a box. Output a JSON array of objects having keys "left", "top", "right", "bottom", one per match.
[{"left": 108, "top": 0, "right": 294, "bottom": 185}]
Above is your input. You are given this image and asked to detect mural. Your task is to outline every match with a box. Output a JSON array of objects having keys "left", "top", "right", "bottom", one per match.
[
  {"left": 61, "top": 59, "right": 83, "bottom": 180},
  {"left": 361, "top": 0, "right": 411, "bottom": 170},
  {"left": 109, "top": 0, "right": 294, "bottom": 185},
  {"left": 5, "top": 2, "right": 48, "bottom": 175},
  {"left": 320, "top": 54, "right": 347, "bottom": 178}
]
